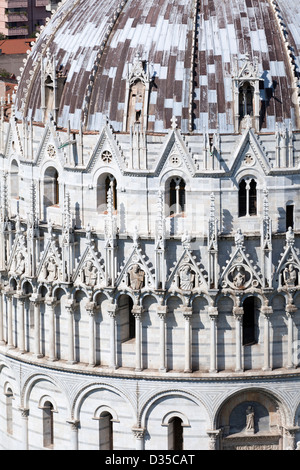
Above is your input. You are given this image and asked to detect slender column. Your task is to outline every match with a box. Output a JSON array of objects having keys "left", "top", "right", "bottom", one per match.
[
  {"left": 107, "top": 303, "right": 117, "bottom": 369},
  {"left": 67, "top": 420, "right": 80, "bottom": 450},
  {"left": 233, "top": 307, "right": 243, "bottom": 372},
  {"left": 157, "top": 305, "right": 167, "bottom": 372},
  {"left": 261, "top": 306, "right": 273, "bottom": 371},
  {"left": 208, "top": 307, "right": 218, "bottom": 373},
  {"left": 45, "top": 296, "right": 56, "bottom": 361},
  {"left": 30, "top": 295, "right": 43, "bottom": 358},
  {"left": 132, "top": 305, "right": 143, "bottom": 372},
  {"left": 17, "top": 294, "right": 26, "bottom": 353},
  {"left": 286, "top": 304, "right": 297, "bottom": 369},
  {"left": 20, "top": 408, "right": 29, "bottom": 450},
  {"left": 132, "top": 427, "right": 145, "bottom": 451},
  {"left": 182, "top": 307, "right": 192, "bottom": 373},
  {"left": 86, "top": 301, "right": 96, "bottom": 367},
  {"left": 66, "top": 301, "right": 76, "bottom": 364},
  {"left": 6, "top": 292, "right": 13, "bottom": 349},
  {"left": 0, "top": 285, "right": 4, "bottom": 344}
]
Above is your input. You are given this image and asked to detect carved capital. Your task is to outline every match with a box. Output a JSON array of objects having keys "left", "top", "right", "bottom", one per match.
[
  {"left": 132, "top": 305, "right": 143, "bottom": 319},
  {"left": 233, "top": 306, "right": 244, "bottom": 320},
  {"left": 208, "top": 306, "right": 218, "bottom": 319},
  {"left": 132, "top": 426, "right": 145, "bottom": 440},
  {"left": 157, "top": 305, "right": 167, "bottom": 320},
  {"left": 261, "top": 306, "right": 273, "bottom": 318}
]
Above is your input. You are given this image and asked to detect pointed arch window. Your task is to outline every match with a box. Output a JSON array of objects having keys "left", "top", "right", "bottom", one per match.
[{"left": 238, "top": 178, "right": 257, "bottom": 217}]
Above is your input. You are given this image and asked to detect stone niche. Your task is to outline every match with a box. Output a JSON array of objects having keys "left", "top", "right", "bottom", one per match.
[{"left": 218, "top": 392, "right": 283, "bottom": 451}]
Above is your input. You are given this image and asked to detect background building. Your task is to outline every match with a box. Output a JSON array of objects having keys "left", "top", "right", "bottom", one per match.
[
  {"left": 0, "top": 0, "right": 300, "bottom": 451},
  {"left": 0, "top": 0, "right": 49, "bottom": 38}
]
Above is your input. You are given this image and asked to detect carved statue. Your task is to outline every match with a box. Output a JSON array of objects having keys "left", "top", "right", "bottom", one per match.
[
  {"left": 15, "top": 251, "right": 25, "bottom": 276},
  {"left": 179, "top": 265, "right": 195, "bottom": 290},
  {"left": 129, "top": 264, "right": 145, "bottom": 290},
  {"left": 82, "top": 260, "right": 98, "bottom": 287},
  {"left": 233, "top": 265, "right": 246, "bottom": 288},
  {"left": 245, "top": 406, "right": 255, "bottom": 434},
  {"left": 235, "top": 228, "right": 244, "bottom": 248},
  {"left": 283, "top": 264, "right": 297, "bottom": 288},
  {"left": 44, "top": 256, "right": 58, "bottom": 282}
]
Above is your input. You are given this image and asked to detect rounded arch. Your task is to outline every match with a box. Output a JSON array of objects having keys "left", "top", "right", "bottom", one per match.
[
  {"left": 72, "top": 382, "right": 136, "bottom": 423},
  {"left": 140, "top": 388, "right": 210, "bottom": 429},
  {"left": 161, "top": 410, "right": 191, "bottom": 428},
  {"left": 159, "top": 169, "right": 191, "bottom": 191},
  {"left": 10, "top": 158, "right": 19, "bottom": 199},
  {"left": 21, "top": 373, "right": 71, "bottom": 416},
  {"left": 38, "top": 395, "right": 59, "bottom": 413},
  {"left": 214, "top": 387, "right": 290, "bottom": 431},
  {"left": 93, "top": 405, "right": 119, "bottom": 422}
]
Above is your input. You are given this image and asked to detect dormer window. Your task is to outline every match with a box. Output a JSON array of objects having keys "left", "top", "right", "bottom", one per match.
[{"left": 123, "top": 53, "right": 151, "bottom": 132}]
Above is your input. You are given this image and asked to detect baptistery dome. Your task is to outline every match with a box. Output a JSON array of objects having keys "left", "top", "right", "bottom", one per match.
[{"left": 0, "top": 0, "right": 300, "bottom": 452}]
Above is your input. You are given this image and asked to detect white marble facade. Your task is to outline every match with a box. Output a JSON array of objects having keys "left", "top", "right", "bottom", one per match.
[{"left": 1, "top": 0, "right": 300, "bottom": 451}]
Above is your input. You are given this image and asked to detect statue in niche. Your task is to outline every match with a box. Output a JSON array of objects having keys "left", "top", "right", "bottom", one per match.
[
  {"left": 245, "top": 406, "right": 255, "bottom": 434},
  {"left": 232, "top": 265, "right": 246, "bottom": 288},
  {"left": 179, "top": 265, "right": 195, "bottom": 291},
  {"left": 15, "top": 251, "right": 25, "bottom": 276},
  {"left": 235, "top": 228, "right": 244, "bottom": 248},
  {"left": 129, "top": 264, "right": 145, "bottom": 290},
  {"left": 43, "top": 256, "right": 58, "bottom": 282},
  {"left": 283, "top": 264, "right": 297, "bottom": 287},
  {"left": 82, "top": 260, "right": 98, "bottom": 287}
]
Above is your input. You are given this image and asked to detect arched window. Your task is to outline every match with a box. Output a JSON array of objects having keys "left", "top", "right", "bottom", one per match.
[
  {"left": 167, "top": 177, "right": 186, "bottom": 216},
  {"left": 238, "top": 178, "right": 257, "bottom": 217},
  {"left": 127, "top": 80, "right": 146, "bottom": 131},
  {"left": 45, "top": 75, "right": 54, "bottom": 121},
  {"left": 5, "top": 387, "right": 13, "bottom": 435},
  {"left": 97, "top": 174, "right": 117, "bottom": 213},
  {"left": 44, "top": 167, "right": 59, "bottom": 209},
  {"left": 99, "top": 411, "right": 113, "bottom": 450},
  {"left": 10, "top": 160, "right": 19, "bottom": 199},
  {"left": 43, "top": 401, "right": 54, "bottom": 448},
  {"left": 243, "top": 297, "right": 257, "bottom": 346},
  {"left": 118, "top": 295, "right": 134, "bottom": 342},
  {"left": 239, "top": 82, "right": 254, "bottom": 123},
  {"left": 168, "top": 417, "right": 183, "bottom": 450}
]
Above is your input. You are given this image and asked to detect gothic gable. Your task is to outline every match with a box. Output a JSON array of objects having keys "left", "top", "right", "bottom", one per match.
[
  {"left": 37, "top": 225, "right": 62, "bottom": 284},
  {"left": 73, "top": 234, "right": 105, "bottom": 289},
  {"left": 276, "top": 228, "right": 300, "bottom": 290},
  {"left": 166, "top": 248, "right": 208, "bottom": 294},
  {"left": 85, "top": 121, "right": 126, "bottom": 174},
  {"left": 115, "top": 236, "right": 155, "bottom": 292},
  {"left": 153, "top": 124, "right": 196, "bottom": 177},
  {"left": 229, "top": 128, "right": 271, "bottom": 176},
  {"left": 219, "top": 230, "right": 262, "bottom": 291}
]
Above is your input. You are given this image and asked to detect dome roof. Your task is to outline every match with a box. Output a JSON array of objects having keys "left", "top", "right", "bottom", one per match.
[{"left": 15, "top": 0, "right": 300, "bottom": 133}]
